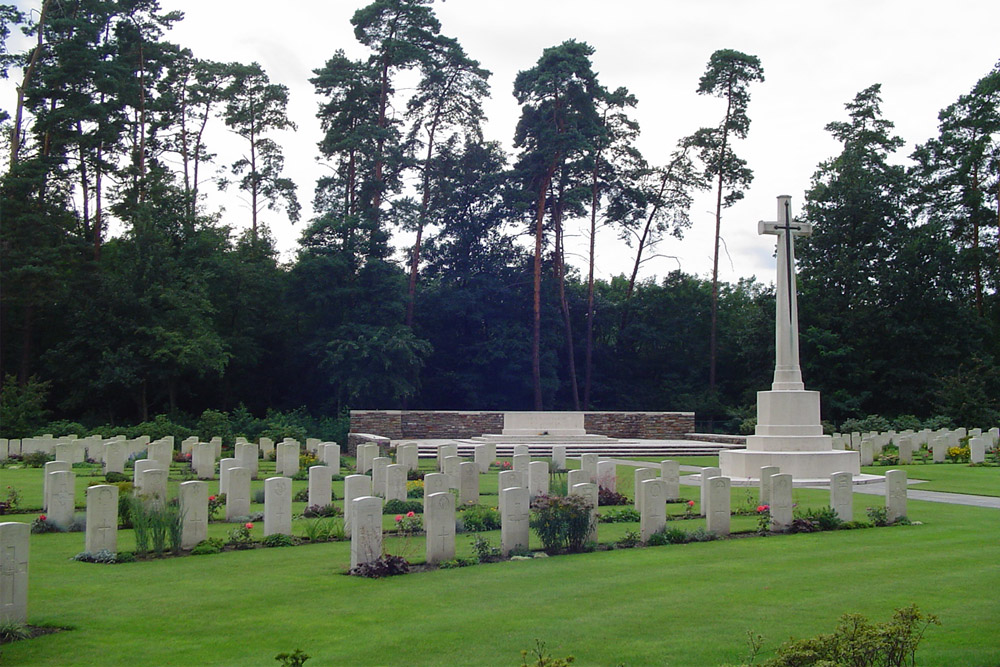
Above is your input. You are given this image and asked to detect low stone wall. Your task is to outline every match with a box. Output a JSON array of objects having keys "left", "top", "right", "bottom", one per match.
[
  {"left": 345, "top": 432, "right": 390, "bottom": 456},
  {"left": 349, "top": 410, "right": 695, "bottom": 440},
  {"left": 681, "top": 433, "right": 747, "bottom": 445}
]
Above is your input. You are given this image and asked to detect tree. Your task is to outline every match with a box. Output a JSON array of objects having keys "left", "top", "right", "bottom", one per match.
[
  {"left": 910, "top": 61, "right": 1000, "bottom": 316},
  {"left": 691, "top": 48, "right": 764, "bottom": 392},
  {"left": 221, "top": 61, "right": 300, "bottom": 241},
  {"left": 512, "top": 39, "right": 601, "bottom": 410}
]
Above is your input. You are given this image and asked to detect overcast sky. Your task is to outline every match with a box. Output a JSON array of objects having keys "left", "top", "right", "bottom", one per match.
[{"left": 11, "top": 1, "right": 1000, "bottom": 285}]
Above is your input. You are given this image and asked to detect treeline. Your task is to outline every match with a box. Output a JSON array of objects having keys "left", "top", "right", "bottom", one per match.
[{"left": 1, "top": 1, "right": 998, "bottom": 437}]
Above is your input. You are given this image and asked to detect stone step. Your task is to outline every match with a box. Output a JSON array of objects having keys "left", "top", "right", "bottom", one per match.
[
  {"left": 417, "top": 441, "right": 744, "bottom": 458},
  {"left": 465, "top": 434, "right": 618, "bottom": 444}
]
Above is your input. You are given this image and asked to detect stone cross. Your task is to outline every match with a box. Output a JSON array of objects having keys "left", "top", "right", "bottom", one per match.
[{"left": 759, "top": 195, "right": 813, "bottom": 391}]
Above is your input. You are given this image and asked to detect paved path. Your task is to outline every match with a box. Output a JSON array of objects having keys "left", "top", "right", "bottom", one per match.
[{"left": 603, "top": 458, "right": 1000, "bottom": 509}]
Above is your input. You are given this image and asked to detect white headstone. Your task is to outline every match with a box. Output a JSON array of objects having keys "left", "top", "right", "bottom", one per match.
[
  {"left": 218, "top": 457, "right": 239, "bottom": 496},
  {"left": 192, "top": 442, "right": 216, "bottom": 480},
  {"left": 512, "top": 453, "right": 530, "bottom": 474},
  {"left": 989, "top": 427, "right": 999, "bottom": 446},
  {"left": 442, "top": 455, "right": 461, "bottom": 490},
  {"left": 579, "top": 453, "right": 599, "bottom": 483},
  {"left": 235, "top": 443, "right": 259, "bottom": 478},
  {"left": 660, "top": 460, "right": 680, "bottom": 500},
  {"left": 259, "top": 437, "right": 275, "bottom": 459},
  {"left": 343, "top": 475, "right": 372, "bottom": 538},
  {"left": 551, "top": 445, "right": 567, "bottom": 471},
  {"left": 319, "top": 442, "right": 341, "bottom": 474},
  {"left": 147, "top": 440, "right": 173, "bottom": 467},
  {"left": 179, "top": 481, "right": 208, "bottom": 549},
  {"left": 931, "top": 437, "right": 947, "bottom": 463},
  {"left": 306, "top": 438, "right": 321, "bottom": 454},
  {"left": 226, "top": 467, "right": 251, "bottom": 520},
  {"left": 569, "top": 482, "right": 598, "bottom": 544},
  {"left": 308, "top": 465, "right": 333, "bottom": 507},
  {"left": 597, "top": 461, "right": 616, "bottom": 492},
  {"left": 386, "top": 464, "right": 408, "bottom": 503},
  {"left": 860, "top": 440, "right": 874, "bottom": 466},
  {"left": 759, "top": 466, "right": 780, "bottom": 505},
  {"left": 458, "top": 462, "right": 479, "bottom": 506},
  {"left": 264, "top": 477, "right": 293, "bottom": 536},
  {"left": 47, "top": 470, "right": 76, "bottom": 528},
  {"left": 54, "top": 442, "right": 75, "bottom": 463},
  {"left": 103, "top": 441, "right": 126, "bottom": 474},
  {"left": 350, "top": 496, "right": 383, "bottom": 569},
  {"left": 896, "top": 436, "right": 913, "bottom": 464},
  {"left": 969, "top": 437, "right": 986, "bottom": 464},
  {"left": 634, "top": 468, "right": 658, "bottom": 512},
  {"left": 829, "top": 471, "right": 853, "bottom": 522},
  {"left": 276, "top": 442, "right": 299, "bottom": 477},
  {"left": 372, "top": 457, "right": 391, "bottom": 497},
  {"left": 528, "top": 460, "right": 549, "bottom": 498},
  {"left": 513, "top": 444, "right": 530, "bottom": 458},
  {"left": 699, "top": 466, "right": 721, "bottom": 514},
  {"left": 639, "top": 478, "right": 667, "bottom": 542},
  {"left": 138, "top": 468, "right": 168, "bottom": 505},
  {"left": 0, "top": 522, "right": 30, "bottom": 623},
  {"left": 181, "top": 436, "right": 198, "bottom": 455},
  {"left": 396, "top": 443, "right": 418, "bottom": 473},
  {"left": 770, "top": 473, "right": 793, "bottom": 531},
  {"left": 500, "top": 486, "right": 530, "bottom": 556},
  {"left": 885, "top": 469, "right": 907, "bottom": 523},
  {"left": 473, "top": 444, "right": 491, "bottom": 473},
  {"left": 357, "top": 442, "right": 378, "bottom": 474},
  {"left": 704, "top": 476, "right": 731, "bottom": 536},
  {"left": 566, "top": 469, "right": 588, "bottom": 492},
  {"left": 436, "top": 443, "right": 457, "bottom": 472},
  {"left": 43, "top": 460, "right": 71, "bottom": 511},
  {"left": 425, "top": 491, "right": 456, "bottom": 565},
  {"left": 85, "top": 485, "right": 118, "bottom": 553}
]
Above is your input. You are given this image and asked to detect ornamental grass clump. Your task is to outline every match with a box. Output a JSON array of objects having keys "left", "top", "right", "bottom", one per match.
[{"left": 529, "top": 494, "right": 594, "bottom": 554}]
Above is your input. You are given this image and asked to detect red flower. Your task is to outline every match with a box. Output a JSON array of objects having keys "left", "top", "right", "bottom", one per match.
[
  {"left": 406, "top": 511, "right": 415, "bottom": 518},
  {"left": 394, "top": 514, "right": 402, "bottom": 522},
  {"left": 245, "top": 522, "right": 254, "bottom": 529},
  {"left": 39, "top": 514, "right": 46, "bottom": 521},
  {"left": 756, "top": 504, "right": 770, "bottom": 513},
  {"left": 209, "top": 495, "right": 216, "bottom": 501},
  {"left": 687, "top": 500, "right": 695, "bottom": 507}
]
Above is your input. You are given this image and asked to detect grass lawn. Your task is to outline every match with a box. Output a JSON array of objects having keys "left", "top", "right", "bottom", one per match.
[
  {"left": 862, "top": 462, "right": 1000, "bottom": 496},
  {"left": 1, "top": 459, "right": 997, "bottom": 665}
]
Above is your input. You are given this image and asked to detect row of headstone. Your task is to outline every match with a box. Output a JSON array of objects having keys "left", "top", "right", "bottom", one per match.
[
  {"left": 755, "top": 466, "right": 907, "bottom": 525},
  {"left": 831, "top": 427, "right": 999, "bottom": 463}
]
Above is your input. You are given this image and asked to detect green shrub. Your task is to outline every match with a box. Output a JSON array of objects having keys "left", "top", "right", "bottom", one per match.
[
  {"left": 191, "top": 538, "right": 224, "bottom": 555},
  {"left": 302, "top": 504, "right": 341, "bottom": 518},
  {"left": 529, "top": 494, "right": 594, "bottom": 554},
  {"left": 763, "top": 604, "right": 939, "bottom": 667},
  {"left": 262, "top": 533, "right": 295, "bottom": 548},
  {"left": 0, "top": 620, "right": 31, "bottom": 642},
  {"left": 471, "top": 535, "right": 502, "bottom": 563},
  {"left": 22, "top": 451, "right": 53, "bottom": 468},
  {"left": 72, "top": 549, "right": 119, "bottom": 564},
  {"left": 383, "top": 498, "right": 423, "bottom": 515},
  {"left": 866, "top": 506, "right": 889, "bottom": 527},
  {"left": 648, "top": 526, "right": 688, "bottom": 546},
  {"left": 31, "top": 515, "right": 64, "bottom": 534},
  {"left": 300, "top": 518, "right": 344, "bottom": 542},
  {"left": 197, "top": 409, "right": 234, "bottom": 447},
  {"left": 275, "top": 648, "right": 311, "bottom": 667},
  {"left": 615, "top": 530, "right": 641, "bottom": 549},
  {"left": 406, "top": 480, "right": 424, "bottom": 498},
  {"left": 227, "top": 523, "right": 255, "bottom": 549},
  {"left": 520, "top": 640, "right": 575, "bottom": 667},
  {"left": 598, "top": 507, "right": 640, "bottom": 523},
  {"left": 40, "top": 420, "right": 88, "bottom": 438},
  {"left": 798, "top": 506, "right": 843, "bottom": 531},
  {"left": 597, "top": 487, "right": 630, "bottom": 506},
  {"left": 0, "top": 374, "right": 50, "bottom": 438},
  {"left": 105, "top": 471, "right": 129, "bottom": 484},
  {"left": 839, "top": 415, "right": 892, "bottom": 434},
  {"left": 116, "top": 550, "right": 136, "bottom": 563},
  {"left": 457, "top": 504, "right": 501, "bottom": 532},
  {"left": 292, "top": 487, "right": 309, "bottom": 503},
  {"left": 438, "top": 556, "right": 477, "bottom": 569}
]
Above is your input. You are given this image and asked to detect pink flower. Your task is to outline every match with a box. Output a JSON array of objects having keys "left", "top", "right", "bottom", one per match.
[
  {"left": 394, "top": 515, "right": 402, "bottom": 522},
  {"left": 39, "top": 514, "right": 46, "bottom": 521},
  {"left": 757, "top": 504, "right": 769, "bottom": 513},
  {"left": 245, "top": 522, "right": 254, "bottom": 529},
  {"left": 209, "top": 495, "right": 216, "bottom": 501},
  {"left": 687, "top": 500, "right": 695, "bottom": 507},
  {"left": 406, "top": 511, "right": 415, "bottom": 518}
]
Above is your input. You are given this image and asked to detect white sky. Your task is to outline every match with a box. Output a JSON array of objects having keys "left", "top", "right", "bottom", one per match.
[{"left": 9, "top": 1, "right": 1000, "bottom": 284}]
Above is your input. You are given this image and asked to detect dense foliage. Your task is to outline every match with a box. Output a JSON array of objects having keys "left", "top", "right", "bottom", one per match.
[{"left": 1, "top": 2, "right": 997, "bottom": 437}]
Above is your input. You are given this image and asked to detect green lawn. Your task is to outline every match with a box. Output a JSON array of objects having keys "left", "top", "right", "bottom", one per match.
[
  {"left": 862, "top": 462, "right": 1000, "bottom": 497},
  {"left": 1, "top": 459, "right": 998, "bottom": 665}
]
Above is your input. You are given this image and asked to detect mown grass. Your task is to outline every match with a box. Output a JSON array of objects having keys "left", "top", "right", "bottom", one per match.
[
  {"left": 1, "top": 459, "right": 997, "bottom": 665},
  {"left": 862, "top": 462, "right": 1000, "bottom": 496}
]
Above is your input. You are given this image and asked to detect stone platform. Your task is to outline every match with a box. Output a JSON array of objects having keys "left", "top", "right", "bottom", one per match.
[{"left": 405, "top": 436, "right": 744, "bottom": 459}]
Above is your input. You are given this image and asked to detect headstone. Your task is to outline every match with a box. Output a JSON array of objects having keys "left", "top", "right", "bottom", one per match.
[
  {"left": 885, "top": 469, "right": 907, "bottom": 522},
  {"left": 497, "top": 470, "right": 525, "bottom": 513},
  {"left": 931, "top": 437, "right": 947, "bottom": 463},
  {"left": 660, "top": 460, "right": 680, "bottom": 500},
  {"left": 969, "top": 437, "right": 986, "bottom": 464},
  {"left": 138, "top": 468, "right": 168, "bottom": 505},
  {"left": 528, "top": 460, "right": 549, "bottom": 498},
  {"left": 860, "top": 439, "right": 874, "bottom": 466},
  {"left": 597, "top": 461, "right": 616, "bottom": 492},
  {"left": 0, "top": 439, "right": 7, "bottom": 461},
  {"left": 551, "top": 445, "right": 567, "bottom": 471},
  {"left": 759, "top": 466, "right": 780, "bottom": 505},
  {"left": 85, "top": 485, "right": 118, "bottom": 553},
  {"left": 43, "top": 461, "right": 71, "bottom": 511},
  {"left": 458, "top": 462, "right": 479, "bottom": 506},
  {"left": 425, "top": 491, "right": 456, "bottom": 565},
  {"left": 989, "top": 427, "right": 999, "bottom": 446},
  {"left": 343, "top": 475, "right": 372, "bottom": 538},
  {"left": 831, "top": 434, "right": 845, "bottom": 450},
  {"left": 704, "top": 476, "right": 731, "bottom": 536},
  {"left": 319, "top": 443, "right": 342, "bottom": 475},
  {"left": 512, "top": 453, "right": 530, "bottom": 474},
  {"left": 47, "top": 470, "right": 76, "bottom": 528},
  {"left": 259, "top": 437, "right": 275, "bottom": 460},
  {"left": 896, "top": 436, "right": 913, "bottom": 464},
  {"left": 513, "top": 444, "right": 530, "bottom": 458},
  {"left": 0, "top": 522, "right": 29, "bottom": 623},
  {"left": 358, "top": 443, "right": 378, "bottom": 474},
  {"left": 829, "top": 471, "right": 853, "bottom": 522},
  {"left": 442, "top": 456, "right": 461, "bottom": 490},
  {"left": 264, "top": 477, "right": 293, "bottom": 536},
  {"left": 181, "top": 436, "right": 198, "bottom": 455},
  {"left": 566, "top": 469, "right": 588, "bottom": 492},
  {"left": 396, "top": 443, "right": 418, "bottom": 473},
  {"left": 179, "top": 481, "right": 208, "bottom": 549},
  {"left": 500, "top": 486, "right": 530, "bottom": 556},
  {"left": 569, "top": 482, "right": 598, "bottom": 544},
  {"left": 639, "top": 478, "right": 667, "bottom": 542},
  {"left": 133, "top": 458, "right": 160, "bottom": 488},
  {"left": 700, "top": 466, "right": 721, "bottom": 514},
  {"left": 350, "top": 496, "right": 383, "bottom": 569},
  {"left": 218, "top": 457, "right": 239, "bottom": 496},
  {"left": 770, "top": 473, "right": 793, "bottom": 531},
  {"left": 423, "top": 472, "right": 450, "bottom": 501},
  {"left": 235, "top": 437, "right": 248, "bottom": 445},
  {"left": 306, "top": 438, "right": 320, "bottom": 454},
  {"left": 147, "top": 440, "right": 173, "bottom": 467},
  {"left": 386, "top": 464, "right": 407, "bottom": 503},
  {"left": 436, "top": 443, "right": 457, "bottom": 472},
  {"left": 308, "top": 465, "right": 333, "bottom": 507},
  {"left": 235, "top": 443, "right": 259, "bottom": 479},
  {"left": 473, "top": 444, "right": 491, "bottom": 474},
  {"left": 54, "top": 442, "right": 75, "bottom": 463},
  {"left": 372, "top": 457, "right": 391, "bottom": 497},
  {"left": 276, "top": 442, "right": 299, "bottom": 477},
  {"left": 225, "top": 467, "right": 251, "bottom": 520},
  {"left": 634, "top": 468, "right": 658, "bottom": 512},
  {"left": 579, "top": 453, "right": 599, "bottom": 483},
  {"left": 192, "top": 443, "right": 216, "bottom": 480}
]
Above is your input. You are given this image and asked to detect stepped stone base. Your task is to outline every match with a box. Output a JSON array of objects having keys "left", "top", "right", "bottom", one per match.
[{"left": 720, "top": 448, "right": 860, "bottom": 481}]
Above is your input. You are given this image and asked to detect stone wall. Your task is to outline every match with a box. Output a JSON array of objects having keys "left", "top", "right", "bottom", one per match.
[{"left": 349, "top": 410, "right": 695, "bottom": 440}]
